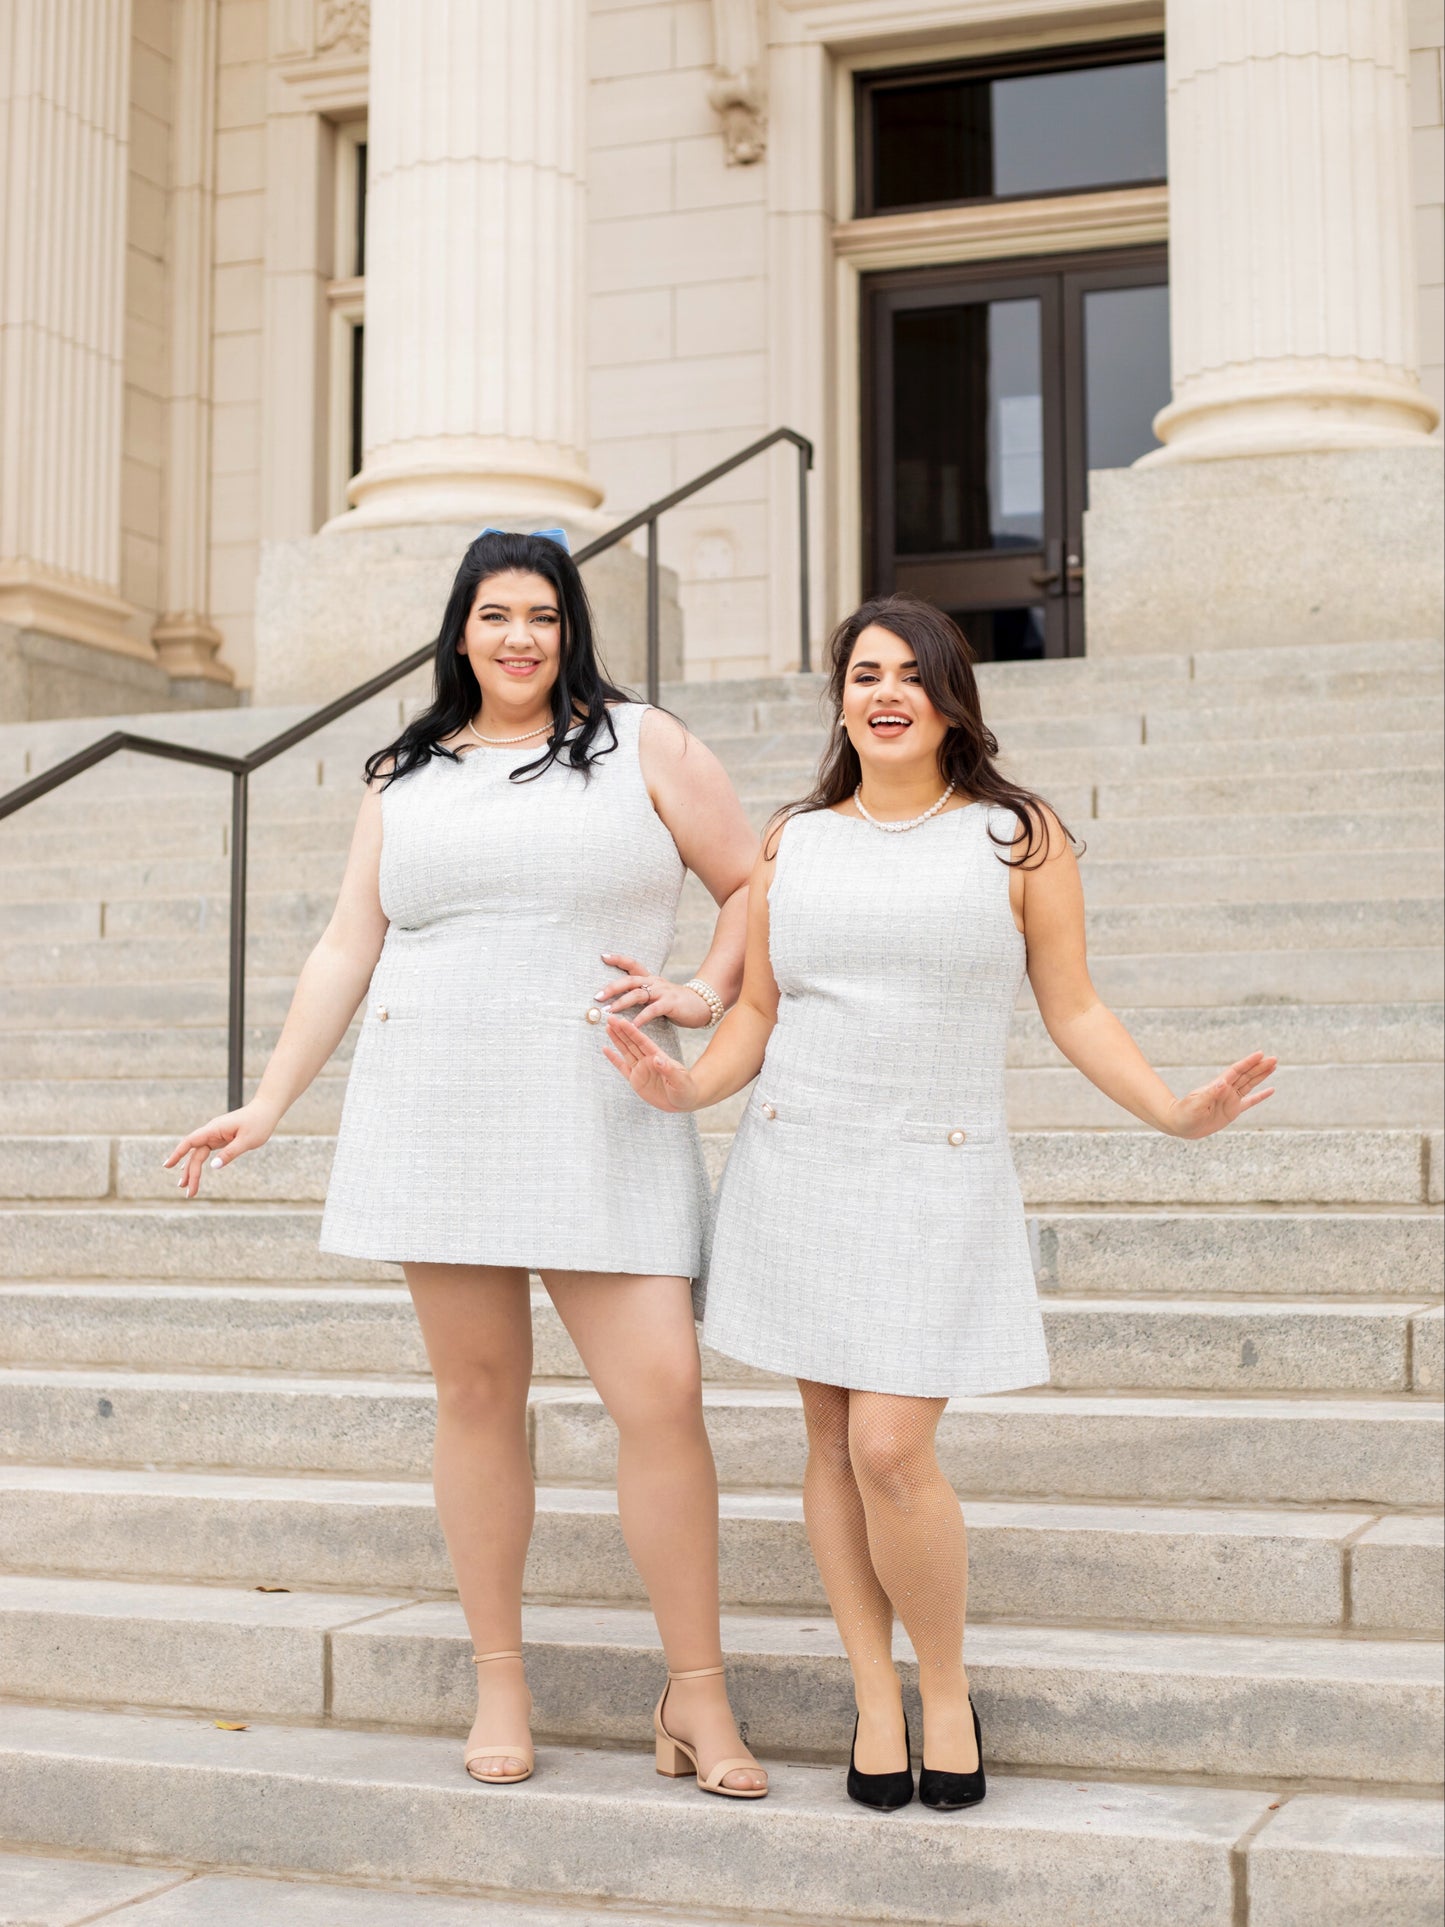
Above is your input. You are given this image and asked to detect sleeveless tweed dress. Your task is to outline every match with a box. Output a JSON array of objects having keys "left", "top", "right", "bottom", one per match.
[
  {"left": 319, "top": 703, "right": 710, "bottom": 1275},
  {"left": 702, "top": 803, "right": 1050, "bottom": 1397}
]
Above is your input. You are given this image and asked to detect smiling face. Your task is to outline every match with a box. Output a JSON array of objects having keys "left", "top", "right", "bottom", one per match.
[
  {"left": 457, "top": 569, "right": 563, "bottom": 714},
  {"left": 840, "top": 622, "right": 950, "bottom": 774}
]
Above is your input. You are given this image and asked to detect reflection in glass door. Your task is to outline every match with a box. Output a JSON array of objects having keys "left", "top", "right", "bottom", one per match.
[{"left": 865, "top": 249, "right": 1169, "bottom": 658}]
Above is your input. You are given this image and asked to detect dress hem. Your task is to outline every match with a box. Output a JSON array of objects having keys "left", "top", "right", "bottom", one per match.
[
  {"left": 701, "top": 1324, "right": 1050, "bottom": 1399},
  {"left": 317, "top": 1232, "right": 700, "bottom": 1281}
]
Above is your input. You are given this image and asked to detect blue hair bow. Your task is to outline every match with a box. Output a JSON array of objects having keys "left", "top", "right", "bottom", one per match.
[{"left": 478, "top": 525, "right": 571, "bottom": 554}]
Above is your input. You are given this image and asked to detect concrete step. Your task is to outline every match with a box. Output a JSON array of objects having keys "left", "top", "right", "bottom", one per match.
[
  {"left": 0, "top": 1702, "right": 1316, "bottom": 1927},
  {"left": 0, "top": 1368, "right": 1436, "bottom": 1505},
  {"left": 0, "top": 1857, "right": 743, "bottom": 1927},
  {"left": 2, "top": 1463, "right": 1436, "bottom": 1636},
  {"left": 534, "top": 1387, "right": 1443, "bottom": 1509},
  {"left": 3, "top": 1127, "right": 1435, "bottom": 1209},
  {"left": 1, "top": 1057, "right": 1436, "bottom": 1134},
  {"left": 6, "top": 924, "right": 1442, "bottom": 1009},
  {"left": 728, "top": 729, "right": 1445, "bottom": 788},
  {"left": 0, "top": 1578, "right": 1438, "bottom": 1789},
  {"left": 1091, "top": 767, "right": 1442, "bottom": 821},
  {"left": 1, "top": 1003, "right": 1437, "bottom": 1089},
  {"left": 11, "top": 844, "right": 1443, "bottom": 913},
  {"left": 1, "top": 1282, "right": 1436, "bottom": 1396},
  {"left": 3, "top": 1201, "right": 1439, "bottom": 1300},
  {"left": 3, "top": 802, "right": 1439, "bottom": 875}
]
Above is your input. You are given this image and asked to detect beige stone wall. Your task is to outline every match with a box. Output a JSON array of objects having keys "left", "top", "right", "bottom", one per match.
[
  {"left": 587, "top": 0, "right": 772, "bottom": 681},
  {"left": 1410, "top": 0, "right": 1444, "bottom": 435},
  {"left": 122, "top": 1, "right": 173, "bottom": 638},
  {"left": 209, "top": 0, "right": 268, "bottom": 687}
]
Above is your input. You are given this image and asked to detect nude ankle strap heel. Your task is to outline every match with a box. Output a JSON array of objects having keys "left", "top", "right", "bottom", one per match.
[
  {"left": 464, "top": 1649, "right": 534, "bottom": 1786},
  {"left": 652, "top": 1663, "right": 768, "bottom": 1799}
]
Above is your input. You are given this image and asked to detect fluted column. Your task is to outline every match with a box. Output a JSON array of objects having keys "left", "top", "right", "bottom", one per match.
[
  {"left": 152, "top": 0, "right": 230, "bottom": 683},
  {"left": 341, "top": 0, "right": 602, "bottom": 528},
  {"left": 1148, "top": 0, "right": 1438, "bottom": 461},
  {"left": 0, "top": 0, "right": 138, "bottom": 651}
]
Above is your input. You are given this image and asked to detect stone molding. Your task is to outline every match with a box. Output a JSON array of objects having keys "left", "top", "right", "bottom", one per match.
[
  {"left": 834, "top": 183, "right": 1168, "bottom": 270},
  {"left": 0, "top": 568, "right": 146, "bottom": 662},
  {"left": 317, "top": 0, "right": 370, "bottom": 53},
  {"left": 709, "top": 0, "right": 767, "bottom": 163}
]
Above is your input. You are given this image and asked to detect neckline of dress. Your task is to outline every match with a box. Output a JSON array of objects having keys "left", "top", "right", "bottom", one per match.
[{"left": 823, "top": 797, "right": 984, "bottom": 828}]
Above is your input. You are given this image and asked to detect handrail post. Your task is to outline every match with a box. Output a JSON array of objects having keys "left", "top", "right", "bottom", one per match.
[
  {"left": 227, "top": 770, "right": 249, "bottom": 1111},
  {"left": 645, "top": 516, "right": 660, "bottom": 707},
  {"left": 797, "top": 442, "right": 812, "bottom": 674}
]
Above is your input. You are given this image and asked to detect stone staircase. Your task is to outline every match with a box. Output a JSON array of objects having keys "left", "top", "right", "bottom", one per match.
[{"left": 0, "top": 636, "right": 1441, "bottom": 1926}]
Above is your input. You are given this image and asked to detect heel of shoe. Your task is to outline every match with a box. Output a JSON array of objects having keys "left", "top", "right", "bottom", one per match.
[{"left": 655, "top": 1731, "right": 696, "bottom": 1777}]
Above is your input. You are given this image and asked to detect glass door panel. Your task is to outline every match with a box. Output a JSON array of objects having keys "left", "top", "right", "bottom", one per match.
[
  {"left": 893, "top": 298, "right": 1043, "bottom": 555},
  {"left": 865, "top": 247, "right": 1168, "bottom": 659}
]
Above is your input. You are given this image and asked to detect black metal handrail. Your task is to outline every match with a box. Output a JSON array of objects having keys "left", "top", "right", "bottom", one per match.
[{"left": 0, "top": 428, "right": 813, "bottom": 1109}]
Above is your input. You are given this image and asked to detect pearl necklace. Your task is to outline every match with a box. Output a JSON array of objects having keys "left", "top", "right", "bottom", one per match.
[
  {"left": 463, "top": 717, "right": 552, "bottom": 747},
  {"left": 852, "top": 780, "right": 956, "bottom": 832}
]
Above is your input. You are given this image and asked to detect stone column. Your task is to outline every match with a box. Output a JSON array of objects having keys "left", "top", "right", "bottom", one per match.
[
  {"left": 1149, "top": 0, "right": 1437, "bottom": 461},
  {"left": 152, "top": 0, "right": 231, "bottom": 686},
  {"left": 340, "top": 0, "right": 602, "bottom": 528},
  {"left": 0, "top": 0, "right": 137, "bottom": 655},
  {"left": 1085, "top": 0, "right": 1443, "bottom": 653}
]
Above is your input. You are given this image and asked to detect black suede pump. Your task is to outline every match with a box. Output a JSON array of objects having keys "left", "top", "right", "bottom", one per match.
[
  {"left": 846, "top": 1710, "right": 915, "bottom": 1811},
  {"left": 919, "top": 1699, "right": 986, "bottom": 1811}
]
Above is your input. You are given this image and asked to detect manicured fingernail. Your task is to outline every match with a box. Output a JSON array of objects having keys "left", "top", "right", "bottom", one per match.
[{"left": 209, "top": 1155, "right": 223, "bottom": 1169}]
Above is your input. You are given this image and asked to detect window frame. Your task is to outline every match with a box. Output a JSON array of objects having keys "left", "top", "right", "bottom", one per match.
[{"left": 854, "top": 35, "right": 1167, "bottom": 221}]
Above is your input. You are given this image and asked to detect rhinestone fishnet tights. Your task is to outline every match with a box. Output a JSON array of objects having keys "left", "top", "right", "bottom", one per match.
[{"left": 799, "top": 1379, "right": 977, "bottom": 1774}]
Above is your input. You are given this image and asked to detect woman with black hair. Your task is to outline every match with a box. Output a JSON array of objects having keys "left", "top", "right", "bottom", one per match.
[
  {"left": 606, "top": 593, "right": 1275, "bottom": 1815},
  {"left": 166, "top": 528, "right": 767, "bottom": 1798}
]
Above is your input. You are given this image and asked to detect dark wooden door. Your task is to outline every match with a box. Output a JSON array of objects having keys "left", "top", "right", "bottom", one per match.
[{"left": 864, "top": 246, "right": 1168, "bottom": 658}]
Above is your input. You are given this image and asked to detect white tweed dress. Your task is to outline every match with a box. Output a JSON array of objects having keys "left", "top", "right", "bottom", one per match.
[
  {"left": 319, "top": 702, "right": 710, "bottom": 1274},
  {"left": 702, "top": 802, "right": 1050, "bottom": 1398}
]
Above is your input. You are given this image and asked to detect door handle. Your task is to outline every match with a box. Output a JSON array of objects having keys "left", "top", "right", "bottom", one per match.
[
  {"left": 1066, "top": 551, "right": 1084, "bottom": 589},
  {"left": 1029, "top": 539, "right": 1064, "bottom": 595}
]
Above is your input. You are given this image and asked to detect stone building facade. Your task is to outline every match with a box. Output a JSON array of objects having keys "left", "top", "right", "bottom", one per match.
[{"left": 1, "top": 0, "right": 1441, "bottom": 719}]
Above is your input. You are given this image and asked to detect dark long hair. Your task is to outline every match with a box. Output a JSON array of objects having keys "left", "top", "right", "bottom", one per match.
[
  {"left": 772, "top": 594, "right": 1074, "bottom": 867},
  {"left": 364, "top": 530, "right": 630, "bottom": 787}
]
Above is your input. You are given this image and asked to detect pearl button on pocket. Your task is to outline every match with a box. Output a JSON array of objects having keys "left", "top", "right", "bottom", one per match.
[
  {"left": 376, "top": 1007, "right": 389, "bottom": 1023},
  {"left": 585, "top": 1006, "right": 602, "bottom": 1024},
  {"left": 761, "top": 1102, "right": 777, "bottom": 1120},
  {"left": 948, "top": 1129, "right": 966, "bottom": 1145}
]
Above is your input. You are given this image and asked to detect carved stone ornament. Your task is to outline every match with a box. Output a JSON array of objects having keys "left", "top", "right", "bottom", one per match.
[
  {"left": 708, "top": 0, "right": 766, "bottom": 164},
  {"left": 317, "top": 0, "right": 370, "bottom": 53}
]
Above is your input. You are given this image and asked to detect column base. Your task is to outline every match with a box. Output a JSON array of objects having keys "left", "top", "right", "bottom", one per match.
[
  {"left": 1083, "top": 446, "right": 1444, "bottom": 656},
  {"left": 151, "top": 616, "right": 235, "bottom": 686},
  {"left": 253, "top": 521, "right": 683, "bottom": 707},
  {"left": 0, "top": 625, "right": 241, "bottom": 723}
]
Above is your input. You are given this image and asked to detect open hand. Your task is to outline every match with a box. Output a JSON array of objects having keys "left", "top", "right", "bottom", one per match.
[
  {"left": 596, "top": 953, "right": 713, "bottom": 1029},
  {"left": 603, "top": 1014, "right": 700, "bottom": 1112},
  {"left": 162, "top": 1099, "right": 279, "bottom": 1197},
  {"left": 1169, "top": 1053, "right": 1277, "bottom": 1139}
]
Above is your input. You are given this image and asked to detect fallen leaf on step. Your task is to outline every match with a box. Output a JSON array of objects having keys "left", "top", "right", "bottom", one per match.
[
  {"left": 254, "top": 1585, "right": 289, "bottom": 1593},
  {"left": 214, "top": 1720, "right": 249, "bottom": 1731}
]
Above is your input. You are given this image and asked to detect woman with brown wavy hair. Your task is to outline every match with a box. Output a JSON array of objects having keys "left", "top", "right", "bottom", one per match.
[{"left": 604, "top": 593, "right": 1275, "bottom": 1814}]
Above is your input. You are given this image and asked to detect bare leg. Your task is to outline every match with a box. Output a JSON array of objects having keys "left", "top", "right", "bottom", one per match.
[
  {"left": 846, "top": 1391, "right": 977, "bottom": 1774},
  {"left": 404, "top": 1261, "right": 534, "bottom": 1778},
  {"left": 543, "top": 1269, "right": 766, "bottom": 1793},
  {"left": 797, "top": 1380, "right": 906, "bottom": 1773}
]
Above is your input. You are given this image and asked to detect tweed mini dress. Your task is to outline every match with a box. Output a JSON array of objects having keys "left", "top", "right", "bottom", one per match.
[
  {"left": 319, "top": 702, "right": 710, "bottom": 1274},
  {"left": 702, "top": 802, "right": 1050, "bottom": 1398}
]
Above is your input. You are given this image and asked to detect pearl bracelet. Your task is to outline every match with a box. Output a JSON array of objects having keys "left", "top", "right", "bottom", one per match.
[{"left": 684, "top": 977, "right": 725, "bottom": 1027}]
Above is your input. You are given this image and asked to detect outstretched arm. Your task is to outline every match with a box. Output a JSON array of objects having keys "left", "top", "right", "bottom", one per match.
[
  {"left": 164, "top": 781, "right": 391, "bottom": 1193},
  {"left": 605, "top": 833, "right": 782, "bottom": 1111},
  {"left": 1018, "top": 811, "right": 1276, "bottom": 1137}
]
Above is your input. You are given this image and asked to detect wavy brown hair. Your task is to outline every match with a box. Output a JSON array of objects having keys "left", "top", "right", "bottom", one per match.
[{"left": 769, "top": 594, "right": 1074, "bottom": 868}]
